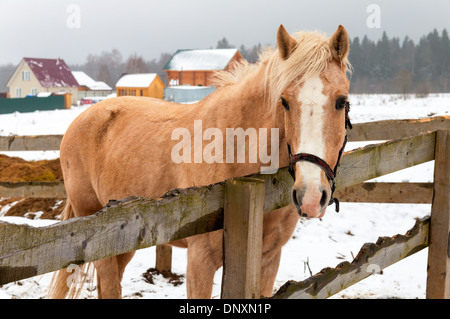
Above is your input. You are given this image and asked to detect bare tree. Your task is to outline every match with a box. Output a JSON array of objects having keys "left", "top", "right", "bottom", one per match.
[
  {"left": 125, "top": 53, "right": 150, "bottom": 74},
  {"left": 395, "top": 70, "right": 413, "bottom": 98}
]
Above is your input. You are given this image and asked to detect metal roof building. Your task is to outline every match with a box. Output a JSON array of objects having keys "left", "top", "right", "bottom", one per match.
[{"left": 163, "top": 48, "right": 243, "bottom": 87}]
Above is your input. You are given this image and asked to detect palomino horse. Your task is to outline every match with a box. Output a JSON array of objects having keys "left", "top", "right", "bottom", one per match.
[{"left": 49, "top": 25, "right": 351, "bottom": 299}]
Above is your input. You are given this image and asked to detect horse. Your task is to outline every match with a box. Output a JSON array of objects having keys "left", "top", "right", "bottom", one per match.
[{"left": 48, "top": 24, "right": 351, "bottom": 299}]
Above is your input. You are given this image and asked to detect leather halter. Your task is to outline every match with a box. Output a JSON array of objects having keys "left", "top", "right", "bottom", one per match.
[{"left": 287, "top": 113, "right": 352, "bottom": 213}]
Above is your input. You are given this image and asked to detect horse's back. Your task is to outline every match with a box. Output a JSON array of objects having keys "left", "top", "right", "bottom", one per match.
[{"left": 61, "top": 96, "right": 185, "bottom": 212}]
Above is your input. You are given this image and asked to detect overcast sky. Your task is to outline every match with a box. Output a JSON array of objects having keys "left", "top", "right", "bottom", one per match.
[{"left": 1, "top": 0, "right": 449, "bottom": 65}]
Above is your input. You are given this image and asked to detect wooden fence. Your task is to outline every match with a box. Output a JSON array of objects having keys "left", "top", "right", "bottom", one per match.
[{"left": 0, "top": 116, "right": 449, "bottom": 299}]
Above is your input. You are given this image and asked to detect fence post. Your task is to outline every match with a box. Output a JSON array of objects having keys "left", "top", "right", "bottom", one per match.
[
  {"left": 155, "top": 244, "right": 172, "bottom": 273},
  {"left": 426, "top": 130, "right": 450, "bottom": 299},
  {"left": 221, "top": 177, "right": 265, "bottom": 299}
]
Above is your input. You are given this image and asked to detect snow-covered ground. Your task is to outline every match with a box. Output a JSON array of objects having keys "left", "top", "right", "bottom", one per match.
[{"left": 0, "top": 93, "right": 448, "bottom": 299}]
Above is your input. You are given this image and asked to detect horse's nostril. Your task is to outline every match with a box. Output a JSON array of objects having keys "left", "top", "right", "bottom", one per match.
[
  {"left": 320, "top": 189, "right": 328, "bottom": 207},
  {"left": 292, "top": 189, "right": 299, "bottom": 207}
]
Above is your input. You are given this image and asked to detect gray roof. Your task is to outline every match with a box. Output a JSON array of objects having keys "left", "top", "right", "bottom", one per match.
[{"left": 163, "top": 49, "right": 238, "bottom": 71}]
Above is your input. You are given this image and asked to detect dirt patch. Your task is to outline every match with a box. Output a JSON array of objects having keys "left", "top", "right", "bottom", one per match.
[
  {"left": 142, "top": 267, "right": 185, "bottom": 287},
  {"left": 0, "top": 154, "right": 65, "bottom": 220},
  {"left": 0, "top": 154, "right": 62, "bottom": 183},
  {"left": 0, "top": 197, "right": 65, "bottom": 220}
]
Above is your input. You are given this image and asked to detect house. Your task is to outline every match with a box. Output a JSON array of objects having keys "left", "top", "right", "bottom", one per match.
[
  {"left": 6, "top": 58, "right": 79, "bottom": 105},
  {"left": 72, "top": 71, "right": 112, "bottom": 100},
  {"left": 163, "top": 48, "right": 244, "bottom": 87},
  {"left": 115, "top": 73, "right": 164, "bottom": 99}
]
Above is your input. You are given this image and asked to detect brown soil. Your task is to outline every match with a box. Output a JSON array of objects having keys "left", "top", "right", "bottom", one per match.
[
  {"left": 0, "top": 197, "right": 65, "bottom": 220},
  {"left": 0, "top": 154, "right": 62, "bottom": 183},
  {"left": 142, "top": 267, "right": 185, "bottom": 287},
  {"left": 0, "top": 154, "right": 65, "bottom": 220}
]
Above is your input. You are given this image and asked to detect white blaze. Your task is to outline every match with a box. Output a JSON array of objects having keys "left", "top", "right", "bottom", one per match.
[{"left": 295, "top": 76, "right": 328, "bottom": 185}]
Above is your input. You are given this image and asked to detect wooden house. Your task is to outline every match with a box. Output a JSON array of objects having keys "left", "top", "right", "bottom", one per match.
[
  {"left": 115, "top": 73, "right": 164, "bottom": 99},
  {"left": 72, "top": 71, "right": 112, "bottom": 100},
  {"left": 6, "top": 57, "right": 79, "bottom": 105},
  {"left": 163, "top": 49, "right": 243, "bottom": 87}
]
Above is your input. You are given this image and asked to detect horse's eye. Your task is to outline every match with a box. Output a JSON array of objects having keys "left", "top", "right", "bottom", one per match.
[
  {"left": 336, "top": 96, "right": 349, "bottom": 110},
  {"left": 281, "top": 97, "right": 289, "bottom": 110}
]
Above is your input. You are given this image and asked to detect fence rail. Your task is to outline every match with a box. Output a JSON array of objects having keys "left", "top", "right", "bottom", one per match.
[
  {"left": 0, "top": 116, "right": 449, "bottom": 299},
  {"left": 272, "top": 216, "right": 431, "bottom": 299},
  {"left": 347, "top": 115, "right": 449, "bottom": 141},
  {"left": 0, "top": 134, "right": 62, "bottom": 151},
  {"left": 0, "top": 116, "right": 447, "bottom": 152}
]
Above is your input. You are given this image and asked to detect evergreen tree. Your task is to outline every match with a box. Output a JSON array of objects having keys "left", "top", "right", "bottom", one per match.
[
  {"left": 216, "top": 37, "right": 233, "bottom": 49},
  {"left": 441, "top": 29, "right": 450, "bottom": 91}
]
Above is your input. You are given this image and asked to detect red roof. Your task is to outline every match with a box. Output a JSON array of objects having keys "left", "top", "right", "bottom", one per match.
[{"left": 24, "top": 58, "right": 79, "bottom": 88}]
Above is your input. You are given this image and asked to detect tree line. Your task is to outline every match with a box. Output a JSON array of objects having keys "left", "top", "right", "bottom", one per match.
[
  {"left": 0, "top": 28, "right": 449, "bottom": 94},
  {"left": 349, "top": 29, "right": 450, "bottom": 94}
]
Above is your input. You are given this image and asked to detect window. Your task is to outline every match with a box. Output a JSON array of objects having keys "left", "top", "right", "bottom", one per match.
[
  {"left": 140, "top": 90, "right": 143, "bottom": 96},
  {"left": 31, "top": 88, "right": 38, "bottom": 95},
  {"left": 15, "top": 87, "right": 22, "bottom": 97},
  {"left": 22, "top": 70, "right": 30, "bottom": 81}
]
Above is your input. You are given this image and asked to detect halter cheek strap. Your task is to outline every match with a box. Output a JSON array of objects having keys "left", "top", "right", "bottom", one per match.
[
  {"left": 287, "top": 134, "right": 348, "bottom": 213},
  {"left": 287, "top": 102, "right": 352, "bottom": 213}
]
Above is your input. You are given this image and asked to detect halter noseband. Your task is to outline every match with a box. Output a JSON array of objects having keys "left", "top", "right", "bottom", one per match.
[{"left": 287, "top": 113, "right": 352, "bottom": 213}]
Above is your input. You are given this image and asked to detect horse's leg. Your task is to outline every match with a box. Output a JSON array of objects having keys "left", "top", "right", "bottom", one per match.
[
  {"left": 260, "top": 249, "right": 282, "bottom": 297},
  {"left": 186, "top": 230, "right": 223, "bottom": 299},
  {"left": 259, "top": 205, "right": 299, "bottom": 297},
  {"left": 94, "top": 251, "right": 135, "bottom": 299}
]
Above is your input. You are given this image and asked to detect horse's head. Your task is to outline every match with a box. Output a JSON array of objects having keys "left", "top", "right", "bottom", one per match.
[{"left": 273, "top": 25, "right": 351, "bottom": 218}]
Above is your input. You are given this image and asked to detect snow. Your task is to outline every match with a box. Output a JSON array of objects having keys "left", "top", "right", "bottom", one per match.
[
  {"left": 28, "top": 60, "right": 43, "bottom": 68},
  {"left": 0, "top": 93, "right": 449, "bottom": 299},
  {"left": 72, "top": 71, "right": 112, "bottom": 91},
  {"left": 164, "top": 49, "right": 238, "bottom": 71},
  {"left": 36, "top": 92, "right": 52, "bottom": 98},
  {"left": 115, "top": 73, "right": 157, "bottom": 88}
]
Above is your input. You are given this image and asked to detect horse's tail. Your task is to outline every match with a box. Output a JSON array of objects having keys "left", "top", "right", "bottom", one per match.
[{"left": 47, "top": 200, "right": 94, "bottom": 299}]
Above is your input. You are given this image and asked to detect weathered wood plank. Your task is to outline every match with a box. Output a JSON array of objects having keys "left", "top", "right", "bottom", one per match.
[
  {"left": 335, "top": 182, "right": 433, "bottom": 204},
  {"left": 271, "top": 216, "right": 430, "bottom": 299},
  {"left": 0, "top": 181, "right": 66, "bottom": 198},
  {"left": 349, "top": 116, "right": 450, "bottom": 141},
  {"left": 0, "top": 183, "right": 225, "bottom": 285},
  {"left": 221, "top": 178, "right": 265, "bottom": 299},
  {"left": 0, "top": 135, "right": 62, "bottom": 151},
  {"left": 426, "top": 130, "right": 450, "bottom": 299},
  {"left": 335, "top": 132, "right": 436, "bottom": 190},
  {"left": 259, "top": 133, "right": 436, "bottom": 212},
  {"left": 0, "top": 117, "right": 446, "bottom": 152}
]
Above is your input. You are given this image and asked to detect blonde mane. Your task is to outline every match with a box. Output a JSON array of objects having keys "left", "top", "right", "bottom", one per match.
[{"left": 212, "top": 30, "right": 351, "bottom": 111}]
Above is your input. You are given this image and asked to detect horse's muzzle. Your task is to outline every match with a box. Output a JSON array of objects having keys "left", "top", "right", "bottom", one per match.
[{"left": 292, "top": 185, "right": 329, "bottom": 218}]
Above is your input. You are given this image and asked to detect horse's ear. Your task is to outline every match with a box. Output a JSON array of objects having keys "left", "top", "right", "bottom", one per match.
[
  {"left": 277, "top": 25, "right": 297, "bottom": 60},
  {"left": 329, "top": 25, "right": 349, "bottom": 61}
]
